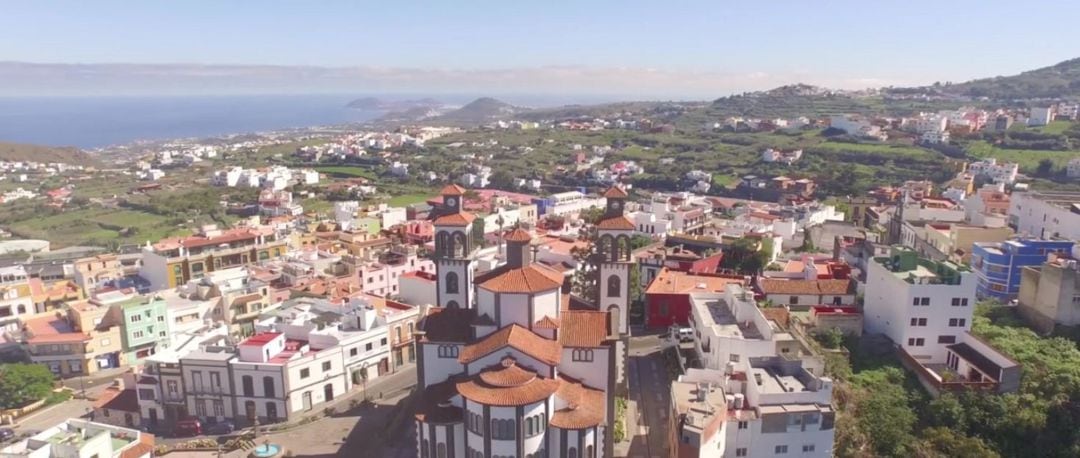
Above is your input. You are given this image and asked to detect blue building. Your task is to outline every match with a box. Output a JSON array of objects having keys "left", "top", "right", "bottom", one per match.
[{"left": 971, "top": 239, "right": 1075, "bottom": 300}]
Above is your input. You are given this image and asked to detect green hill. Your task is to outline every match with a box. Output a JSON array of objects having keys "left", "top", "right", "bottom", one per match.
[
  {"left": 427, "top": 97, "right": 526, "bottom": 126},
  {"left": 898, "top": 57, "right": 1080, "bottom": 100},
  {"left": 0, "top": 141, "right": 101, "bottom": 167}
]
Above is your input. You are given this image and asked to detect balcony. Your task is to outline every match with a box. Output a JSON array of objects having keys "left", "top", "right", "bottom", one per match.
[
  {"left": 162, "top": 392, "right": 185, "bottom": 404},
  {"left": 189, "top": 385, "right": 226, "bottom": 396}
]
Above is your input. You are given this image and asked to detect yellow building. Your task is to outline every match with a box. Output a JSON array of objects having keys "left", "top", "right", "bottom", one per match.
[
  {"left": 923, "top": 223, "right": 1013, "bottom": 264},
  {"left": 72, "top": 254, "right": 124, "bottom": 294},
  {"left": 140, "top": 225, "right": 287, "bottom": 290},
  {"left": 22, "top": 298, "right": 123, "bottom": 377}
]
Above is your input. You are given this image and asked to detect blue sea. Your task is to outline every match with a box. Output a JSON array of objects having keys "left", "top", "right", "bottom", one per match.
[{"left": 0, "top": 95, "right": 383, "bottom": 149}]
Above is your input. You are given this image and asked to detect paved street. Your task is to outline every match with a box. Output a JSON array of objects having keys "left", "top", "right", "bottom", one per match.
[
  {"left": 10, "top": 380, "right": 112, "bottom": 435},
  {"left": 626, "top": 329, "right": 675, "bottom": 458}
]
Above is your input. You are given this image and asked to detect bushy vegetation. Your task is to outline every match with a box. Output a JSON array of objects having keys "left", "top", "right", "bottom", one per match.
[
  {"left": 832, "top": 303, "right": 1080, "bottom": 457},
  {"left": 0, "top": 363, "right": 55, "bottom": 409}
]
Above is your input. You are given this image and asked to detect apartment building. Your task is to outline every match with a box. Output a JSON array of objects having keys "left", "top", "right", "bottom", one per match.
[
  {"left": 1017, "top": 253, "right": 1080, "bottom": 333},
  {"left": 756, "top": 278, "right": 855, "bottom": 309},
  {"left": 72, "top": 254, "right": 124, "bottom": 295},
  {"left": 644, "top": 268, "right": 746, "bottom": 328},
  {"left": 671, "top": 361, "right": 835, "bottom": 458},
  {"left": 688, "top": 286, "right": 821, "bottom": 375},
  {"left": 1009, "top": 191, "right": 1080, "bottom": 240},
  {"left": 176, "top": 267, "right": 278, "bottom": 335},
  {"left": 967, "top": 158, "right": 1019, "bottom": 185},
  {"left": 140, "top": 224, "right": 287, "bottom": 291},
  {"left": 117, "top": 295, "right": 171, "bottom": 364},
  {"left": 542, "top": 190, "right": 606, "bottom": 218},
  {"left": 863, "top": 246, "right": 1020, "bottom": 395},
  {"left": 359, "top": 246, "right": 435, "bottom": 298},
  {"left": 971, "top": 239, "right": 1074, "bottom": 300},
  {"left": 21, "top": 295, "right": 125, "bottom": 377}
]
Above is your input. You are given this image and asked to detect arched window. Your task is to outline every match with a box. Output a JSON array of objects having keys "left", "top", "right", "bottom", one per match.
[
  {"left": 445, "top": 272, "right": 459, "bottom": 294},
  {"left": 526, "top": 417, "right": 534, "bottom": 436},
  {"left": 447, "top": 300, "right": 460, "bottom": 309},
  {"left": 568, "top": 447, "right": 578, "bottom": 458},
  {"left": 263, "top": 376, "right": 275, "bottom": 397},
  {"left": 437, "top": 443, "right": 446, "bottom": 458},
  {"left": 436, "top": 232, "right": 450, "bottom": 257},
  {"left": 242, "top": 375, "right": 254, "bottom": 396},
  {"left": 607, "top": 274, "right": 621, "bottom": 297},
  {"left": 586, "top": 445, "right": 595, "bottom": 458},
  {"left": 453, "top": 232, "right": 467, "bottom": 257},
  {"left": 421, "top": 440, "right": 429, "bottom": 458}
]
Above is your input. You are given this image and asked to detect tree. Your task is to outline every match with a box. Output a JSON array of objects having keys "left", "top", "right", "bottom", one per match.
[
  {"left": 578, "top": 206, "right": 604, "bottom": 225},
  {"left": 1036, "top": 158, "right": 1055, "bottom": 177},
  {"left": 915, "top": 427, "right": 1000, "bottom": 458},
  {"left": 0, "top": 363, "right": 55, "bottom": 409},
  {"left": 570, "top": 243, "right": 599, "bottom": 300},
  {"left": 488, "top": 170, "right": 516, "bottom": 190}
]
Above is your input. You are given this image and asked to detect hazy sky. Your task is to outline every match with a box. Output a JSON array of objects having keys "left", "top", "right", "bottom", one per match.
[{"left": 2, "top": 1, "right": 1079, "bottom": 97}]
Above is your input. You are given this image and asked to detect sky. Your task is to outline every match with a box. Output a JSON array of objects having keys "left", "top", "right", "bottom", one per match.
[{"left": 2, "top": 1, "right": 1079, "bottom": 98}]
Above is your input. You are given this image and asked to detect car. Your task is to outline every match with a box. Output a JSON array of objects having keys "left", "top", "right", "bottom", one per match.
[
  {"left": 675, "top": 327, "right": 694, "bottom": 342},
  {"left": 0, "top": 427, "right": 14, "bottom": 442},
  {"left": 173, "top": 418, "right": 202, "bottom": 437},
  {"left": 204, "top": 420, "right": 235, "bottom": 435}
]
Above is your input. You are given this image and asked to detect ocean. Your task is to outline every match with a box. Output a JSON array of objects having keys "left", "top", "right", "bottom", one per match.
[{"left": 0, "top": 95, "right": 384, "bottom": 149}]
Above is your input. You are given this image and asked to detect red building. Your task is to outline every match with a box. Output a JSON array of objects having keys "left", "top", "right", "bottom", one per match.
[{"left": 644, "top": 268, "right": 747, "bottom": 328}]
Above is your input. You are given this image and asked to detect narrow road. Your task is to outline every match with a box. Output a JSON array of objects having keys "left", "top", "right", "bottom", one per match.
[{"left": 627, "top": 332, "right": 674, "bottom": 458}]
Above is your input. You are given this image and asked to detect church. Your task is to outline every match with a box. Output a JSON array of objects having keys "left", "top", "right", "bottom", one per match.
[{"left": 413, "top": 184, "right": 633, "bottom": 458}]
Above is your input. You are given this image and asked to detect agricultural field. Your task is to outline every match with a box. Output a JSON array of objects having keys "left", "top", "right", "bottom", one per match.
[
  {"left": 965, "top": 140, "right": 1080, "bottom": 171},
  {"left": 312, "top": 165, "right": 377, "bottom": 179},
  {"left": 6, "top": 207, "right": 188, "bottom": 248}
]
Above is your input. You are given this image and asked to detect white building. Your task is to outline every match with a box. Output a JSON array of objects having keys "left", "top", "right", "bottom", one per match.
[
  {"left": 761, "top": 148, "right": 803, "bottom": 164},
  {"left": 1009, "top": 191, "right": 1080, "bottom": 240},
  {"left": 0, "top": 418, "right": 154, "bottom": 458},
  {"left": 1067, "top": 157, "right": 1080, "bottom": 179},
  {"left": 863, "top": 246, "right": 974, "bottom": 361},
  {"left": 828, "top": 115, "right": 887, "bottom": 140},
  {"left": 967, "top": 158, "right": 1019, "bottom": 185},
  {"left": 546, "top": 191, "right": 606, "bottom": 219},
  {"left": 672, "top": 364, "right": 834, "bottom": 458},
  {"left": 688, "top": 287, "right": 821, "bottom": 374},
  {"left": 1029, "top": 107, "right": 1053, "bottom": 126}
]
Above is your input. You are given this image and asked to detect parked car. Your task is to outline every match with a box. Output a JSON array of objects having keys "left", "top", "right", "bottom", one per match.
[
  {"left": 675, "top": 327, "right": 694, "bottom": 342},
  {"left": 173, "top": 418, "right": 202, "bottom": 437},
  {"left": 205, "top": 420, "right": 235, "bottom": 435},
  {"left": 0, "top": 427, "right": 14, "bottom": 442}
]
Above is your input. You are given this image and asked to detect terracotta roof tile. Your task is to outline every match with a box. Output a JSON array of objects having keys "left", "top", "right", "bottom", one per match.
[
  {"left": 596, "top": 216, "right": 635, "bottom": 230},
  {"left": 550, "top": 375, "right": 606, "bottom": 429},
  {"left": 456, "top": 361, "right": 560, "bottom": 407},
  {"left": 558, "top": 311, "right": 609, "bottom": 347},
  {"left": 441, "top": 184, "right": 467, "bottom": 196},
  {"left": 603, "top": 186, "right": 628, "bottom": 198},
  {"left": 419, "top": 307, "right": 474, "bottom": 343},
  {"left": 758, "top": 278, "right": 853, "bottom": 296},
  {"left": 646, "top": 268, "right": 746, "bottom": 295},
  {"left": 459, "top": 324, "right": 562, "bottom": 365},
  {"left": 504, "top": 228, "right": 533, "bottom": 243},
  {"left": 433, "top": 212, "right": 477, "bottom": 226},
  {"left": 478, "top": 264, "right": 564, "bottom": 294},
  {"left": 95, "top": 388, "right": 140, "bottom": 412},
  {"left": 535, "top": 315, "right": 560, "bottom": 329}
]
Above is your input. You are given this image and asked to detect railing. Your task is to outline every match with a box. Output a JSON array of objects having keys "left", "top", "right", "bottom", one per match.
[{"left": 189, "top": 385, "right": 226, "bottom": 395}]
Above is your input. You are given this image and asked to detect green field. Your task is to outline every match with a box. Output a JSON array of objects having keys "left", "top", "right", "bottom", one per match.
[
  {"left": 812, "top": 140, "right": 938, "bottom": 159},
  {"left": 7, "top": 207, "right": 189, "bottom": 248},
  {"left": 386, "top": 193, "right": 433, "bottom": 206},
  {"left": 313, "top": 166, "right": 377, "bottom": 179},
  {"left": 965, "top": 140, "right": 1080, "bottom": 171},
  {"left": 1035, "top": 120, "right": 1073, "bottom": 135}
]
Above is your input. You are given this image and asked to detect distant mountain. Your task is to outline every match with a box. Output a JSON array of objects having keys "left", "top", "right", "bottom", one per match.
[
  {"left": 698, "top": 85, "right": 880, "bottom": 119},
  {"left": 345, "top": 97, "right": 443, "bottom": 111},
  {"left": 0, "top": 141, "right": 100, "bottom": 167},
  {"left": 426, "top": 97, "right": 527, "bottom": 126},
  {"left": 904, "top": 58, "right": 1080, "bottom": 100}
]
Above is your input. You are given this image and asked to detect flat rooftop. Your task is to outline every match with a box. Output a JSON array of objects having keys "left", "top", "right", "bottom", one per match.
[
  {"left": 750, "top": 366, "right": 808, "bottom": 394},
  {"left": 671, "top": 381, "right": 726, "bottom": 435},
  {"left": 695, "top": 296, "right": 763, "bottom": 340}
]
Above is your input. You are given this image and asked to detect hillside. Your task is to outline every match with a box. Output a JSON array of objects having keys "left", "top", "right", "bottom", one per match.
[
  {"left": 0, "top": 141, "right": 101, "bottom": 167},
  {"left": 426, "top": 97, "right": 526, "bottom": 126},
  {"left": 914, "top": 58, "right": 1080, "bottom": 100}
]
